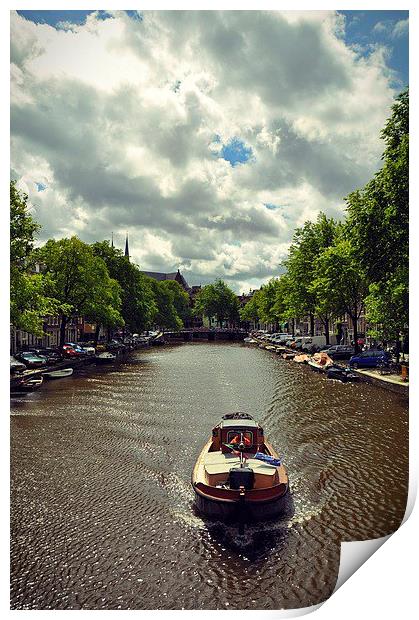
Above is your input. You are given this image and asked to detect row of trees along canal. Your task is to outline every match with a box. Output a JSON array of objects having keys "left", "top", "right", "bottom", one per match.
[
  {"left": 240, "top": 89, "right": 408, "bottom": 354},
  {"left": 11, "top": 89, "right": 407, "bottom": 352}
]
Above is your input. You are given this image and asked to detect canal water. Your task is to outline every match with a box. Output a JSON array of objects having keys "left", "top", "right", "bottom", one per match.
[{"left": 10, "top": 342, "right": 408, "bottom": 610}]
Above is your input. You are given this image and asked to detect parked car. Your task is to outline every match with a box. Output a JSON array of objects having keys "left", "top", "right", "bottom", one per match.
[
  {"left": 302, "top": 342, "right": 320, "bottom": 354},
  {"left": 322, "top": 345, "right": 355, "bottom": 360},
  {"left": 293, "top": 337, "right": 313, "bottom": 351},
  {"left": 62, "top": 343, "right": 88, "bottom": 357},
  {"left": 10, "top": 356, "right": 27, "bottom": 373},
  {"left": 349, "top": 350, "right": 391, "bottom": 369},
  {"left": 78, "top": 343, "right": 96, "bottom": 355},
  {"left": 14, "top": 351, "right": 47, "bottom": 368},
  {"left": 28, "top": 347, "right": 63, "bottom": 364}
]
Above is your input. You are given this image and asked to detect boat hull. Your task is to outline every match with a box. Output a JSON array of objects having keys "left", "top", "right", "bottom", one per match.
[
  {"left": 95, "top": 354, "right": 116, "bottom": 364},
  {"left": 193, "top": 483, "right": 289, "bottom": 521},
  {"left": 43, "top": 368, "right": 74, "bottom": 379}
]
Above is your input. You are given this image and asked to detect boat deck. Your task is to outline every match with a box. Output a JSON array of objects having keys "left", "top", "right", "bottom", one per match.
[{"left": 194, "top": 441, "right": 286, "bottom": 490}]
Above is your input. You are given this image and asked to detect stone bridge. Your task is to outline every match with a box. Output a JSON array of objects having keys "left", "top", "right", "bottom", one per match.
[{"left": 164, "top": 329, "right": 247, "bottom": 342}]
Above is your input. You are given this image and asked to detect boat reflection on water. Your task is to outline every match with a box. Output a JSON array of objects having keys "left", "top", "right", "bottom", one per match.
[{"left": 194, "top": 492, "right": 295, "bottom": 556}]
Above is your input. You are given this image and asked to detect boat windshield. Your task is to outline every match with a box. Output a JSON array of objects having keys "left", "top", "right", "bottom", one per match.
[{"left": 227, "top": 430, "right": 254, "bottom": 446}]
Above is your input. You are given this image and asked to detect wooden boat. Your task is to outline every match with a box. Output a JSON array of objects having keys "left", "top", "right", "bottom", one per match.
[
  {"left": 308, "top": 352, "right": 334, "bottom": 372},
  {"left": 95, "top": 351, "right": 117, "bottom": 364},
  {"left": 327, "top": 366, "right": 360, "bottom": 383},
  {"left": 13, "top": 376, "right": 44, "bottom": 392},
  {"left": 43, "top": 368, "right": 74, "bottom": 379},
  {"left": 294, "top": 353, "right": 309, "bottom": 363},
  {"left": 192, "top": 413, "right": 289, "bottom": 522}
]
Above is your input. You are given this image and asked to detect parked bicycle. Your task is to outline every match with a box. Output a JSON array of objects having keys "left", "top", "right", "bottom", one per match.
[{"left": 377, "top": 360, "right": 400, "bottom": 376}]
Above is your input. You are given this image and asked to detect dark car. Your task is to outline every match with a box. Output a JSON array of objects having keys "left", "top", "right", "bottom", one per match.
[
  {"left": 302, "top": 342, "right": 320, "bottom": 354},
  {"left": 322, "top": 345, "right": 355, "bottom": 360},
  {"left": 29, "top": 347, "right": 63, "bottom": 364},
  {"left": 349, "top": 349, "right": 391, "bottom": 369},
  {"left": 15, "top": 351, "right": 47, "bottom": 368}
]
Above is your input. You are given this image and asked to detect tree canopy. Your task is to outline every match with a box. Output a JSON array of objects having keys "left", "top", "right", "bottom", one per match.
[
  {"left": 345, "top": 88, "right": 408, "bottom": 344},
  {"left": 194, "top": 279, "right": 239, "bottom": 326},
  {"left": 10, "top": 181, "right": 60, "bottom": 335},
  {"left": 91, "top": 241, "right": 157, "bottom": 334},
  {"left": 37, "top": 237, "right": 123, "bottom": 346}
]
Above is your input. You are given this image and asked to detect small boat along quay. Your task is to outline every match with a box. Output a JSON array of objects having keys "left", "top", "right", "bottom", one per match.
[
  {"left": 10, "top": 333, "right": 163, "bottom": 393},
  {"left": 247, "top": 333, "right": 409, "bottom": 396},
  {"left": 10, "top": 328, "right": 408, "bottom": 396},
  {"left": 10, "top": 338, "right": 408, "bottom": 610}
]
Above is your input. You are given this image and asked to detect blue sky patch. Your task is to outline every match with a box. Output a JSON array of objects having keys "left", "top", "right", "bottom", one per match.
[
  {"left": 35, "top": 182, "right": 46, "bottom": 192},
  {"left": 17, "top": 10, "right": 141, "bottom": 28},
  {"left": 339, "top": 10, "right": 408, "bottom": 87},
  {"left": 219, "top": 137, "right": 254, "bottom": 167}
]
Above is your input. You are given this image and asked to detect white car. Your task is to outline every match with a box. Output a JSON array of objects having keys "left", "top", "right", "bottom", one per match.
[{"left": 80, "top": 344, "right": 96, "bottom": 355}]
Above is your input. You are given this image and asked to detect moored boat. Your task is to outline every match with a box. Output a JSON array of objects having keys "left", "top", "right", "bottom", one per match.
[
  {"left": 13, "top": 376, "right": 44, "bottom": 392},
  {"left": 95, "top": 351, "right": 117, "bottom": 364},
  {"left": 192, "top": 412, "right": 289, "bottom": 522},
  {"left": 307, "top": 352, "right": 334, "bottom": 372},
  {"left": 327, "top": 366, "right": 360, "bottom": 383},
  {"left": 43, "top": 368, "right": 74, "bottom": 379},
  {"left": 294, "top": 353, "right": 310, "bottom": 363}
]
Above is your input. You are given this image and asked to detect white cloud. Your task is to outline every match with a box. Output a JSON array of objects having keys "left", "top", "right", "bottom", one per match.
[
  {"left": 392, "top": 19, "right": 409, "bottom": 39},
  {"left": 10, "top": 10, "right": 400, "bottom": 292}
]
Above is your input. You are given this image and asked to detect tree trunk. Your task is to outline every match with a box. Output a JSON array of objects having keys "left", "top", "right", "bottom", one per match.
[
  {"left": 94, "top": 323, "right": 101, "bottom": 347},
  {"left": 59, "top": 315, "right": 68, "bottom": 348},
  {"left": 309, "top": 313, "right": 315, "bottom": 337},
  {"left": 395, "top": 339, "right": 401, "bottom": 364},
  {"left": 324, "top": 317, "right": 330, "bottom": 346},
  {"left": 107, "top": 327, "right": 112, "bottom": 342},
  {"left": 291, "top": 318, "right": 295, "bottom": 336},
  {"left": 352, "top": 314, "right": 359, "bottom": 353}
]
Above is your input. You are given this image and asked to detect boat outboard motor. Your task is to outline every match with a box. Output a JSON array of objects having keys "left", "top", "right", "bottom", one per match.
[{"left": 229, "top": 466, "right": 254, "bottom": 490}]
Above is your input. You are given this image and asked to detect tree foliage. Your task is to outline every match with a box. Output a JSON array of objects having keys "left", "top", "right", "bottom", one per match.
[
  {"left": 345, "top": 88, "right": 408, "bottom": 341},
  {"left": 284, "top": 213, "right": 339, "bottom": 334},
  {"left": 146, "top": 278, "right": 183, "bottom": 331},
  {"left": 10, "top": 181, "right": 60, "bottom": 335},
  {"left": 37, "top": 237, "right": 123, "bottom": 345},
  {"left": 194, "top": 279, "right": 239, "bottom": 326},
  {"left": 91, "top": 241, "right": 157, "bottom": 334}
]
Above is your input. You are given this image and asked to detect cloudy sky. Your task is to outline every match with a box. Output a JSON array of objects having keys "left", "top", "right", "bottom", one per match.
[{"left": 10, "top": 8, "right": 409, "bottom": 293}]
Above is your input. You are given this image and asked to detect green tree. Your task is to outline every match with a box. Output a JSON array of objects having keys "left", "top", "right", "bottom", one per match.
[
  {"left": 10, "top": 181, "right": 60, "bottom": 335},
  {"left": 271, "top": 274, "right": 295, "bottom": 333},
  {"left": 346, "top": 89, "right": 408, "bottom": 347},
  {"left": 91, "top": 241, "right": 157, "bottom": 334},
  {"left": 147, "top": 279, "right": 183, "bottom": 331},
  {"left": 240, "top": 290, "right": 262, "bottom": 326},
  {"left": 160, "top": 280, "right": 191, "bottom": 326},
  {"left": 284, "top": 213, "right": 338, "bottom": 335},
  {"left": 36, "top": 237, "right": 123, "bottom": 346},
  {"left": 313, "top": 234, "right": 369, "bottom": 352},
  {"left": 194, "top": 279, "right": 239, "bottom": 326},
  {"left": 85, "top": 278, "right": 124, "bottom": 345},
  {"left": 256, "top": 278, "right": 283, "bottom": 328}
]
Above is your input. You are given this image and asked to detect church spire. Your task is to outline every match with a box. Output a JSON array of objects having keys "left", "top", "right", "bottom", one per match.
[
  {"left": 124, "top": 233, "right": 130, "bottom": 260},
  {"left": 111, "top": 232, "right": 114, "bottom": 249}
]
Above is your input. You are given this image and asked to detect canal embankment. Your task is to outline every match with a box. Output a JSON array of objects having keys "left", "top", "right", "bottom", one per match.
[{"left": 251, "top": 338, "right": 409, "bottom": 396}]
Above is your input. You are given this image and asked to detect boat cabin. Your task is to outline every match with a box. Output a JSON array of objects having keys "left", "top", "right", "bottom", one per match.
[{"left": 210, "top": 413, "right": 265, "bottom": 454}]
